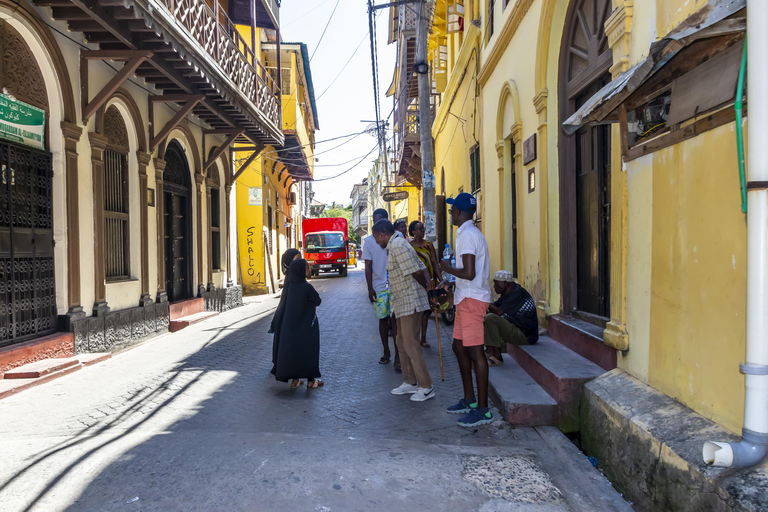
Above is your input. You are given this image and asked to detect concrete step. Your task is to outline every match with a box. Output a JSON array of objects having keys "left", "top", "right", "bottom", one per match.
[
  {"left": 509, "top": 336, "right": 605, "bottom": 432},
  {"left": 488, "top": 358, "right": 559, "bottom": 427},
  {"left": 169, "top": 298, "right": 204, "bottom": 321},
  {"left": 4, "top": 356, "right": 80, "bottom": 379},
  {"left": 0, "top": 363, "right": 83, "bottom": 399},
  {"left": 547, "top": 314, "right": 617, "bottom": 371},
  {"left": 0, "top": 332, "right": 74, "bottom": 377},
  {"left": 169, "top": 311, "right": 219, "bottom": 332}
]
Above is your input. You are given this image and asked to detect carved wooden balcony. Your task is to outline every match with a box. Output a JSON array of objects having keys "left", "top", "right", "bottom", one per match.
[{"left": 35, "top": 0, "right": 284, "bottom": 148}]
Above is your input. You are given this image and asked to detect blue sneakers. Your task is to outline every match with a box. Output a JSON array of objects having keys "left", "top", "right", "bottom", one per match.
[
  {"left": 457, "top": 407, "right": 493, "bottom": 428},
  {"left": 446, "top": 398, "right": 478, "bottom": 414}
]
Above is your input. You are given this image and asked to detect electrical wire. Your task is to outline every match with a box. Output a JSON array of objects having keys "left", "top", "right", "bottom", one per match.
[
  {"left": 436, "top": 71, "right": 477, "bottom": 171},
  {"left": 316, "top": 29, "right": 371, "bottom": 101},
  {"left": 309, "top": 0, "right": 342, "bottom": 62},
  {"left": 282, "top": 0, "right": 334, "bottom": 28}
]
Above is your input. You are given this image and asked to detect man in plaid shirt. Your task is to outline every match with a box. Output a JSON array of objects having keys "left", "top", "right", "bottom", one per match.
[{"left": 372, "top": 219, "right": 436, "bottom": 402}]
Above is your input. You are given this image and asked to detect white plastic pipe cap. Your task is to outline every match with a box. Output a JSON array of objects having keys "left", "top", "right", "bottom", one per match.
[{"left": 703, "top": 441, "right": 734, "bottom": 467}]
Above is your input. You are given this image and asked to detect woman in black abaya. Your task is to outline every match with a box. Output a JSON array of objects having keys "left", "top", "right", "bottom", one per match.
[{"left": 270, "top": 259, "right": 323, "bottom": 388}]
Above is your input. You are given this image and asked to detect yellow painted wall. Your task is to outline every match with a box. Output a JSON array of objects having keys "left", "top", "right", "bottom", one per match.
[
  {"left": 643, "top": 122, "right": 747, "bottom": 433},
  {"left": 434, "top": 43, "right": 478, "bottom": 249},
  {"left": 479, "top": 5, "right": 543, "bottom": 298},
  {"left": 236, "top": 157, "right": 268, "bottom": 295},
  {"left": 656, "top": 0, "right": 707, "bottom": 39}
]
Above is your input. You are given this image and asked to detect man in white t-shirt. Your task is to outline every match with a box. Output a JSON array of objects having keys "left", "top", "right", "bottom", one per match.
[
  {"left": 363, "top": 208, "right": 399, "bottom": 368},
  {"left": 440, "top": 193, "right": 493, "bottom": 428}
]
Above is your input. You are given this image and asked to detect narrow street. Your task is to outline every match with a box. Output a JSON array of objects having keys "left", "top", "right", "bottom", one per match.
[{"left": 0, "top": 268, "right": 629, "bottom": 512}]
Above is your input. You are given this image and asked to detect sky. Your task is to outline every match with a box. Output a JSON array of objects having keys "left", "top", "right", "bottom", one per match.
[{"left": 280, "top": 0, "right": 395, "bottom": 207}]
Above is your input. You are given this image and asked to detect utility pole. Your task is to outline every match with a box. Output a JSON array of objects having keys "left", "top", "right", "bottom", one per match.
[{"left": 415, "top": 0, "right": 436, "bottom": 242}]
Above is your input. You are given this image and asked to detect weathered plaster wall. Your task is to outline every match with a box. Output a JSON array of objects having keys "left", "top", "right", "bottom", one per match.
[{"left": 646, "top": 122, "right": 747, "bottom": 434}]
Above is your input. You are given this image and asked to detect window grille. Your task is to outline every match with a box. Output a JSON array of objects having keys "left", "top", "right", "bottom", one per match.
[
  {"left": 470, "top": 145, "right": 481, "bottom": 194},
  {"left": 211, "top": 189, "right": 221, "bottom": 271},
  {"left": 104, "top": 149, "right": 130, "bottom": 280}
]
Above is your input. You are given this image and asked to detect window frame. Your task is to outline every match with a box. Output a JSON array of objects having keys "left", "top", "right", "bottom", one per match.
[{"left": 104, "top": 144, "right": 131, "bottom": 282}]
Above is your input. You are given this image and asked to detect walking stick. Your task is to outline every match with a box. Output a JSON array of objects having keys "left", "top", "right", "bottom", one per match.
[{"left": 433, "top": 309, "right": 445, "bottom": 381}]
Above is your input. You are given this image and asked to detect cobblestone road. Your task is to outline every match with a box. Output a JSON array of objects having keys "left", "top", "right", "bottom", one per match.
[{"left": 0, "top": 268, "right": 630, "bottom": 512}]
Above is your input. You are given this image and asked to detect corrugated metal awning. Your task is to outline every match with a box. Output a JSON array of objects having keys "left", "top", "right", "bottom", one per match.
[{"left": 562, "top": 0, "right": 746, "bottom": 135}]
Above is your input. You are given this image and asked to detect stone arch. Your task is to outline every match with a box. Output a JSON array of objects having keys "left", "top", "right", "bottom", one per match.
[
  {"left": 496, "top": 80, "right": 523, "bottom": 143},
  {"left": 0, "top": 20, "right": 48, "bottom": 112},
  {"left": 534, "top": 0, "right": 570, "bottom": 100},
  {"left": 0, "top": 0, "right": 76, "bottom": 124},
  {"left": 159, "top": 124, "right": 201, "bottom": 177},
  {"left": 98, "top": 89, "right": 147, "bottom": 153},
  {"left": 1, "top": 0, "right": 78, "bottom": 316}
]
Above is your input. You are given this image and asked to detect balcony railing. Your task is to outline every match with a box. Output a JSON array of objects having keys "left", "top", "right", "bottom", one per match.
[
  {"left": 161, "top": 0, "right": 280, "bottom": 128},
  {"left": 394, "top": 86, "right": 434, "bottom": 163}
]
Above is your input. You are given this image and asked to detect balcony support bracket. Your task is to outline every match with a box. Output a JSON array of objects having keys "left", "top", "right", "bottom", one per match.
[
  {"left": 149, "top": 94, "right": 205, "bottom": 151},
  {"left": 232, "top": 147, "right": 264, "bottom": 183},
  {"left": 80, "top": 50, "right": 153, "bottom": 124},
  {"left": 203, "top": 129, "right": 244, "bottom": 173}
]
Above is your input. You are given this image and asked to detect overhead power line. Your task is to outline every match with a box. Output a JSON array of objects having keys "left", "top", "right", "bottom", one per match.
[{"left": 310, "top": 0, "right": 342, "bottom": 62}]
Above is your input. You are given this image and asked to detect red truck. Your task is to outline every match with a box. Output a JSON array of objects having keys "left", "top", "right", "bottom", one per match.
[{"left": 302, "top": 218, "right": 349, "bottom": 278}]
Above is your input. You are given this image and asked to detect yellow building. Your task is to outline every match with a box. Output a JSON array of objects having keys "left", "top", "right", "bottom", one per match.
[
  {"left": 235, "top": 42, "right": 318, "bottom": 295},
  {"left": 425, "top": 0, "right": 763, "bottom": 506}
]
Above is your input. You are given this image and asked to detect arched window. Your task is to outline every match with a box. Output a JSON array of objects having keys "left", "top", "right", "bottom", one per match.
[{"left": 103, "top": 105, "right": 130, "bottom": 280}]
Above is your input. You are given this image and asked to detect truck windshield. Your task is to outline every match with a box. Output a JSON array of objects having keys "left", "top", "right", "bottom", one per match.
[{"left": 305, "top": 233, "right": 345, "bottom": 253}]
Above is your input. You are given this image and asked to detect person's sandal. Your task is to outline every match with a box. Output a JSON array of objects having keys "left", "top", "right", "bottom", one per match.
[
  {"left": 307, "top": 379, "right": 324, "bottom": 389},
  {"left": 487, "top": 356, "right": 503, "bottom": 367},
  {"left": 420, "top": 341, "right": 431, "bottom": 348},
  {"left": 290, "top": 379, "right": 305, "bottom": 389},
  {"left": 379, "top": 356, "right": 390, "bottom": 364}
]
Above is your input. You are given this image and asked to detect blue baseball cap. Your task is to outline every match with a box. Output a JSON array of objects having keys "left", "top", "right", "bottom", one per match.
[{"left": 446, "top": 192, "right": 477, "bottom": 213}]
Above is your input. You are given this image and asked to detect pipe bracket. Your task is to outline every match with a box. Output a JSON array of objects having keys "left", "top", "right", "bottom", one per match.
[
  {"left": 746, "top": 181, "right": 768, "bottom": 190},
  {"left": 739, "top": 363, "right": 768, "bottom": 375},
  {"left": 743, "top": 428, "right": 768, "bottom": 446}
]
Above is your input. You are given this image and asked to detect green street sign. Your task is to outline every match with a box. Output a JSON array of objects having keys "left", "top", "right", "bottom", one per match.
[{"left": 0, "top": 96, "right": 45, "bottom": 150}]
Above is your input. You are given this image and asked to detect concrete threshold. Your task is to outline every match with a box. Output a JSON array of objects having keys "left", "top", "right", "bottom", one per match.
[{"left": 581, "top": 369, "right": 768, "bottom": 512}]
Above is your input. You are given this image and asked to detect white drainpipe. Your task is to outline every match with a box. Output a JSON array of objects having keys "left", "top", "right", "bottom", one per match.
[{"left": 703, "top": 0, "right": 768, "bottom": 468}]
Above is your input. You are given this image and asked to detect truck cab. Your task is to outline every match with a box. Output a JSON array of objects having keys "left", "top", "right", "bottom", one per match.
[{"left": 302, "top": 218, "right": 349, "bottom": 277}]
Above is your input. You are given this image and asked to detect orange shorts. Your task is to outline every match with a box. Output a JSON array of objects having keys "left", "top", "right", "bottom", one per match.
[{"left": 453, "top": 297, "right": 489, "bottom": 347}]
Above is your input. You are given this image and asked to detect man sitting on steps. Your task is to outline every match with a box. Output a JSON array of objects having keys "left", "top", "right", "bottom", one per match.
[{"left": 484, "top": 270, "right": 539, "bottom": 367}]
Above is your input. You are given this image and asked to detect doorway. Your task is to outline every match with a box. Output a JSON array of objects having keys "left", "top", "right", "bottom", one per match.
[
  {"left": 559, "top": 0, "right": 613, "bottom": 319},
  {"left": 163, "top": 140, "right": 193, "bottom": 302},
  {"left": 0, "top": 141, "right": 57, "bottom": 346}
]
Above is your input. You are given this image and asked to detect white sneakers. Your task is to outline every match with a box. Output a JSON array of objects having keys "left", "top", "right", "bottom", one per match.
[
  {"left": 391, "top": 383, "right": 419, "bottom": 395},
  {"left": 410, "top": 387, "right": 435, "bottom": 402},
  {"left": 391, "top": 383, "right": 435, "bottom": 402}
]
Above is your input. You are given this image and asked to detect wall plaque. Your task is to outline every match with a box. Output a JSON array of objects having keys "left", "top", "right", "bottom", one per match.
[{"left": 523, "top": 133, "right": 537, "bottom": 165}]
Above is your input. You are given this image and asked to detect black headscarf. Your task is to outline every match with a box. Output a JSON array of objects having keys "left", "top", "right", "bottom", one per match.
[{"left": 281, "top": 248, "right": 301, "bottom": 276}]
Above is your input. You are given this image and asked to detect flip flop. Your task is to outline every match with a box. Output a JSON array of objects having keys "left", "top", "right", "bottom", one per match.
[
  {"left": 487, "top": 356, "right": 503, "bottom": 367},
  {"left": 307, "top": 379, "right": 324, "bottom": 388},
  {"left": 290, "top": 379, "right": 305, "bottom": 389},
  {"left": 420, "top": 341, "right": 431, "bottom": 348},
  {"left": 379, "top": 356, "right": 391, "bottom": 364}
]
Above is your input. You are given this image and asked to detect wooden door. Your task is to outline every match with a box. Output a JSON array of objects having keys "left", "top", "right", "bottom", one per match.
[
  {"left": 559, "top": 0, "right": 613, "bottom": 319},
  {"left": 162, "top": 141, "right": 193, "bottom": 303},
  {"left": 575, "top": 83, "right": 611, "bottom": 316},
  {"left": 165, "top": 193, "right": 190, "bottom": 302}
]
